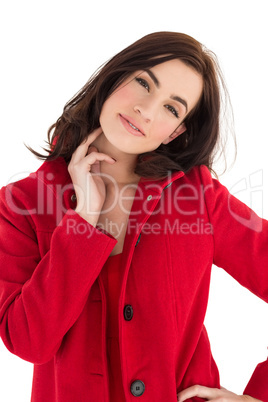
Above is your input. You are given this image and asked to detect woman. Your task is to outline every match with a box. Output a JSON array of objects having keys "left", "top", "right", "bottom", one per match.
[{"left": 0, "top": 32, "right": 267, "bottom": 401}]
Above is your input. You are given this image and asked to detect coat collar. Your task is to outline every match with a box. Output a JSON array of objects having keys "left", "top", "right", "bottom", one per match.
[
  {"left": 35, "top": 157, "right": 185, "bottom": 201},
  {"left": 34, "top": 157, "right": 186, "bottom": 269}
]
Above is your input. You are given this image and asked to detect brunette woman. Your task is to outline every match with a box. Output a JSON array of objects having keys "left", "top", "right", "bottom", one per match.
[{"left": 0, "top": 32, "right": 267, "bottom": 401}]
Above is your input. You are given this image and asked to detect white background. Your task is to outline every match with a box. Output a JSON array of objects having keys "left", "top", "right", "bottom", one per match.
[{"left": 0, "top": 0, "right": 268, "bottom": 400}]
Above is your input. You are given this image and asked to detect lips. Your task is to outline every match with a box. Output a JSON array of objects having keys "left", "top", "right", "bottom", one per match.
[{"left": 119, "top": 114, "right": 145, "bottom": 136}]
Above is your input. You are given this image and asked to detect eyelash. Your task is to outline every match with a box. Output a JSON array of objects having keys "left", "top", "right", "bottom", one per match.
[
  {"left": 135, "top": 77, "right": 179, "bottom": 119},
  {"left": 135, "top": 77, "right": 150, "bottom": 91}
]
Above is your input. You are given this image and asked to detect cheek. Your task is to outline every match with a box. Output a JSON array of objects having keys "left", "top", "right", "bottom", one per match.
[
  {"left": 152, "top": 119, "right": 177, "bottom": 142},
  {"left": 100, "top": 84, "right": 138, "bottom": 128},
  {"left": 107, "top": 85, "right": 135, "bottom": 109}
]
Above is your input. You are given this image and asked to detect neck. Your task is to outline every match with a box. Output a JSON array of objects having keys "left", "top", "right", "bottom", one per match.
[{"left": 91, "top": 133, "right": 141, "bottom": 187}]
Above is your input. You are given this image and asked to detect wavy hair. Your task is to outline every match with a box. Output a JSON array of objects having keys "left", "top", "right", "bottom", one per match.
[{"left": 28, "top": 31, "right": 235, "bottom": 178}]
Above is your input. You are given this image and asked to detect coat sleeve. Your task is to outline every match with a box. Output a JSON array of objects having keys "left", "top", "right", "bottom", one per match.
[
  {"left": 0, "top": 183, "right": 117, "bottom": 365},
  {"left": 199, "top": 165, "right": 268, "bottom": 400}
]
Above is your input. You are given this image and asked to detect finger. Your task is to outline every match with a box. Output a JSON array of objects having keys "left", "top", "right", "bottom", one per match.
[
  {"left": 82, "top": 152, "right": 115, "bottom": 171},
  {"left": 177, "top": 385, "right": 221, "bottom": 401},
  {"left": 86, "top": 145, "right": 98, "bottom": 155},
  {"left": 82, "top": 127, "right": 103, "bottom": 145},
  {"left": 71, "top": 128, "right": 103, "bottom": 164},
  {"left": 86, "top": 147, "right": 101, "bottom": 174},
  {"left": 90, "top": 159, "right": 101, "bottom": 175}
]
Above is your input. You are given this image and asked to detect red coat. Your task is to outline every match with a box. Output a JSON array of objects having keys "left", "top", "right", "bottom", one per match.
[{"left": 0, "top": 157, "right": 267, "bottom": 402}]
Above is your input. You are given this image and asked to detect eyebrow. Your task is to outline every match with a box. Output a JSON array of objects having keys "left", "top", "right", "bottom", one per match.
[{"left": 144, "top": 68, "right": 188, "bottom": 113}]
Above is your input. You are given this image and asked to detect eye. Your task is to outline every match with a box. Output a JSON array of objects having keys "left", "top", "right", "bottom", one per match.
[
  {"left": 165, "top": 105, "right": 179, "bottom": 118},
  {"left": 135, "top": 77, "right": 150, "bottom": 92}
]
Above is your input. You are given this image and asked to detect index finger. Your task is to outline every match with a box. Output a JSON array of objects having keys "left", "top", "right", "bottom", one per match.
[
  {"left": 177, "top": 385, "right": 221, "bottom": 401},
  {"left": 71, "top": 127, "right": 103, "bottom": 164}
]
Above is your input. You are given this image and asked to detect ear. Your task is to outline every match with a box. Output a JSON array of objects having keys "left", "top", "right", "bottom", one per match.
[{"left": 162, "top": 123, "right": 186, "bottom": 145}]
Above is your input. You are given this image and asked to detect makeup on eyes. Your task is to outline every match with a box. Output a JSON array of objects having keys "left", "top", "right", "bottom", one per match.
[
  {"left": 140, "top": 68, "right": 189, "bottom": 113},
  {"left": 135, "top": 74, "right": 180, "bottom": 118}
]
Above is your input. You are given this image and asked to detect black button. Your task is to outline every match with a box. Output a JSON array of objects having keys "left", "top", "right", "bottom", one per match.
[
  {"left": 71, "top": 193, "right": 77, "bottom": 202},
  {"left": 130, "top": 380, "right": 145, "bottom": 397},
  {"left": 123, "top": 305, "right": 133, "bottom": 321}
]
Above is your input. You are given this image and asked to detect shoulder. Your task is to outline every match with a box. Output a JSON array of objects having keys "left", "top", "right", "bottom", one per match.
[
  {"left": 0, "top": 158, "right": 74, "bottom": 230},
  {"left": 171, "top": 165, "right": 218, "bottom": 188},
  {"left": 169, "top": 165, "right": 229, "bottom": 214}
]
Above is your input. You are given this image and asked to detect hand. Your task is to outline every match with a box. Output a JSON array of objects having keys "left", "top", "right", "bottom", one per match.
[
  {"left": 68, "top": 127, "right": 115, "bottom": 226},
  {"left": 177, "top": 385, "right": 262, "bottom": 401}
]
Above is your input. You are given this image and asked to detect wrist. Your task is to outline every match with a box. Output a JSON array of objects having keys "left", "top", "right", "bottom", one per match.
[{"left": 75, "top": 209, "right": 100, "bottom": 227}]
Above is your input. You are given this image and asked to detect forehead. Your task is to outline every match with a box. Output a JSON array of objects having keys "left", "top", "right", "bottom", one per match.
[{"left": 148, "top": 59, "right": 203, "bottom": 111}]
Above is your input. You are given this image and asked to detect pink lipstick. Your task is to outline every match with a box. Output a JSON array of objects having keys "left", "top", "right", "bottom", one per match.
[{"left": 119, "top": 114, "right": 145, "bottom": 137}]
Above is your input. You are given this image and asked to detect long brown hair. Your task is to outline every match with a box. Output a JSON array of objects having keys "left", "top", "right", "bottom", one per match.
[{"left": 28, "top": 31, "right": 234, "bottom": 178}]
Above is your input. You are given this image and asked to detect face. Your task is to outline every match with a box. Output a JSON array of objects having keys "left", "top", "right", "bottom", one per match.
[{"left": 99, "top": 59, "right": 203, "bottom": 155}]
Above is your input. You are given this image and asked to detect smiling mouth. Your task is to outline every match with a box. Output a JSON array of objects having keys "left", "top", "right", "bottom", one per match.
[
  {"left": 128, "top": 121, "right": 140, "bottom": 131},
  {"left": 119, "top": 114, "right": 144, "bottom": 135}
]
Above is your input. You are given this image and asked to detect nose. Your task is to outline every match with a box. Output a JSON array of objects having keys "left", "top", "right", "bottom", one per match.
[{"left": 133, "top": 102, "right": 154, "bottom": 123}]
